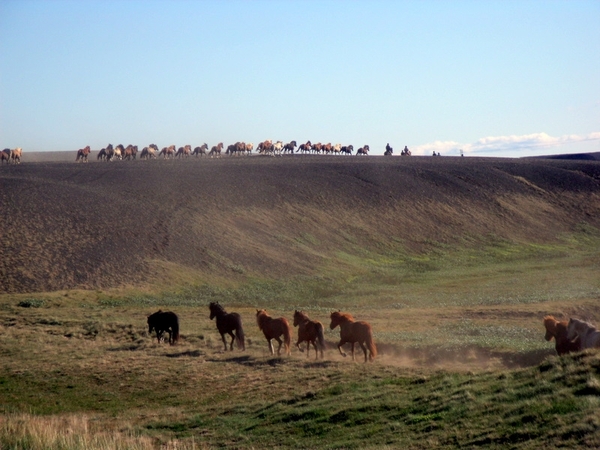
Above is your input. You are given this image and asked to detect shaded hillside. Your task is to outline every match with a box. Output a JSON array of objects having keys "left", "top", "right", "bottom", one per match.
[{"left": 1, "top": 156, "right": 600, "bottom": 293}]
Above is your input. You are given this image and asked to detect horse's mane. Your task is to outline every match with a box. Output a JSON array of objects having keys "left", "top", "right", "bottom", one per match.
[
  {"left": 332, "top": 311, "right": 355, "bottom": 322},
  {"left": 256, "top": 309, "right": 269, "bottom": 330},
  {"left": 294, "top": 310, "right": 309, "bottom": 321},
  {"left": 210, "top": 302, "right": 225, "bottom": 313},
  {"left": 543, "top": 315, "right": 559, "bottom": 331}
]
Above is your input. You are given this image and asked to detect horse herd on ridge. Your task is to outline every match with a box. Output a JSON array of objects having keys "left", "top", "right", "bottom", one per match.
[
  {"left": 73, "top": 141, "right": 413, "bottom": 162},
  {"left": 148, "top": 305, "right": 600, "bottom": 363}
]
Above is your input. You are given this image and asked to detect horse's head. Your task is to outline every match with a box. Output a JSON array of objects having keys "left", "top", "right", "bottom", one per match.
[
  {"left": 330, "top": 311, "right": 341, "bottom": 330},
  {"left": 293, "top": 310, "right": 307, "bottom": 327},
  {"left": 209, "top": 302, "right": 221, "bottom": 320}
]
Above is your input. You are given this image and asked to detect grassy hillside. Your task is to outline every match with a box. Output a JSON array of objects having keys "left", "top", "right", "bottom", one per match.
[
  {"left": 1, "top": 156, "right": 600, "bottom": 448},
  {"left": 1, "top": 156, "right": 599, "bottom": 294}
]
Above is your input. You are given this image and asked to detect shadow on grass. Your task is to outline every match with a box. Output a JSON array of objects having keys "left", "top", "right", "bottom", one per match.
[{"left": 164, "top": 350, "right": 203, "bottom": 358}]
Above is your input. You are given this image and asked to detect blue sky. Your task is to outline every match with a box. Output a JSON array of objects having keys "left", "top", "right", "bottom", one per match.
[{"left": 1, "top": 0, "right": 599, "bottom": 156}]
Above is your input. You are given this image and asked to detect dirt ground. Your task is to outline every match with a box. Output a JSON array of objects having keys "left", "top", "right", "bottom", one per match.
[{"left": 1, "top": 153, "right": 599, "bottom": 293}]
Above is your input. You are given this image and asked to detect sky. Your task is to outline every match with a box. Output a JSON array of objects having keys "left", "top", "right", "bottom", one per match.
[{"left": 1, "top": 0, "right": 599, "bottom": 157}]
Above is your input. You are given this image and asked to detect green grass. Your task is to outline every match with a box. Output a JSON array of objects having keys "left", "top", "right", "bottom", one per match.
[{"left": 1, "top": 225, "right": 599, "bottom": 448}]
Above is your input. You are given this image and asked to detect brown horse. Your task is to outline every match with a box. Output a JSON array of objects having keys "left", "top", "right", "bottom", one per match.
[
  {"left": 122, "top": 144, "right": 138, "bottom": 160},
  {"left": 1, "top": 148, "right": 11, "bottom": 164},
  {"left": 209, "top": 142, "right": 223, "bottom": 157},
  {"left": 176, "top": 145, "right": 192, "bottom": 158},
  {"left": 293, "top": 310, "right": 325, "bottom": 359},
  {"left": 192, "top": 143, "right": 208, "bottom": 157},
  {"left": 256, "top": 309, "right": 292, "bottom": 356},
  {"left": 75, "top": 145, "right": 91, "bottom": 162},
  {"left": 209, "top": 302, "right": 245, "bottom": 351},
  {"left": 297, "top": 140, "right": 312, "bottom": 153},
  {"left": 543, "top": 316, "right": 580, "bottom": 355},
  {"left": 356, "top": 145, "right": 370, "bottom": 156},
  {"left": 330, "top": 311, "right": 376, "bottom": 362},
  {"left": 159, "top": 145, "right": 176, "bottom": 159}
]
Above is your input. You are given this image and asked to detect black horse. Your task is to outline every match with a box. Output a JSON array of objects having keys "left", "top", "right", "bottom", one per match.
[
  {"left": 385, "top": 143, "right": 393, "bottom": 156},
  {"left": 147, "top": 310, "right": 180, "bottom": 345},
  {"left": 209, "top": 302, "right": 245, "bottom": 351}
]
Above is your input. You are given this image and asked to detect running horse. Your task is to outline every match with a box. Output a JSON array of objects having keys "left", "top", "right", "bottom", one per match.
[
  {"left": 293, "top": 310, "right": 325, "bottom": 360},
  {"left": 192, "top": 143, "right": 208, "bottom": 157},
  {"left": 209, "top": 142, "right": 223, "bottom": 157},
  {"left": 256, "top": 309, "right": 292, "bottom": 356},
  {"left": 75, "top": 146, "right": 91, "bottom": 162},
  {"left": 209, "top": 302, "right": 245, "bottom": 351},
  {"left": 543, "top": 316, "right": 580, "bottom": 355},
  {"left": 147, "top": 310, "right": 180, "bottom": 345},
  {"left": 329, "top": 311, "right": 376, "bottom": 362},
  {"left": 1, "top": 148, "right": 11, "bottom": 164},
  {"left": 567, "top": 318, "right": 600, "bottom": 350}
]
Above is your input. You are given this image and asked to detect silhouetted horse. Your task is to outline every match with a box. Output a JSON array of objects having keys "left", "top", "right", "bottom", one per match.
[
  {"left": 209, "top": 302, "right": 245, "bottom": 351},
  {"left": 147, "top": 310, "right": 180, "bottom": 345},
  {"left": 1, "top": 148, "right": 12, "bottom": 164},
  {"left": 330, "top": 311, "right": 376, "bottom": 362},
  {"left": 543, "top": 316, "right": 580, "bottom": 355},
  {"left": 293, "top": 310, "right": 325, "bottom": 359},
  {"left": 256, "top": 309, "right": 292, "bottom": 356},
  {"left": 384, "top": 143, "right": 393, "bottom": 156}
]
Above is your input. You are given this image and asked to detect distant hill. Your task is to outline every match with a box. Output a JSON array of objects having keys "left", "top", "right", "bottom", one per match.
[
  {"left": 1, "top": 156, "right": 600, "bottom": 293},
  {"left": 530, "top": 152, "right": 600, "bottom": 161}
]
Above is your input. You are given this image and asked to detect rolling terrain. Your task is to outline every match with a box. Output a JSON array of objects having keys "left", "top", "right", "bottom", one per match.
[
  {"left": 1, "top": 154, "right": 600, "bottom": 448},
  {"left": 1, "top": 155, "right": 599, "bottom": 293}
]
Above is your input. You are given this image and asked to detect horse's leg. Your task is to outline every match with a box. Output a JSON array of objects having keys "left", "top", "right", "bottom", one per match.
[
  {"left": 296, "top": 338, "right": 304, "bottom": 353},
  {"left": 220, "top": 333, "right": 228, "bottom": 351},
  {"left": 305, "top": 341, "right": 311, "bottom": 358},
  {"left": 274, "top": 337, "right": 283, "bottom": 356},
  {"left": 311, "top": 340, "right": 318, "bottom": 360},
  {"left": 337, "top": 340, "right": 347, "bottom": 357},
  {"left": 350, "top": 343, "right": 356, "bottom": 361},
  {"left": 358, "top": 342, "right": 368, "bottom": 363},
  {"left": 228, "top": 332, "right": 236, "bottom": 351},
  {"left": 267, "top": 339, "right": 274, "bottom": 355}
]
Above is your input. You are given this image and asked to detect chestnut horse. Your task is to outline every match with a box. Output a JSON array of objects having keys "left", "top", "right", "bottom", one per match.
[
  {"left": 543, "top": 316, "right": 580, "bottom": 355},
  {"left": 209, "top": 302, "right": 245, "bottom": 351},
  {"left": 567, "top": 318, "right": 600, "bottom": 350},
  {"left": 209, "top": 142, "right": 223, "bottom": 157},
  {"left": 293, "top": 310, "right": 325, "bottom": 360},
  {"left": 75, "top": 146, "right": 91, "bottom": 162},
  {"left": 329, "top": 311, "right": 376, "bottom": 362},
  {"left": 256, "top": 309, "right": 291, "bottom": 356},
  {"left": 147, "top": 310, "right": 180, "bottom": 345}
]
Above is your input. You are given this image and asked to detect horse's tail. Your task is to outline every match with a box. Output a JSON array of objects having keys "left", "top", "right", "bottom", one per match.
[
  {"left": 366, "top": 328, "right": 377, "bottom": 361},
  {"left": 316, "top": 322, "right": 326, "bottom": 352},
  {"left": 236, "top": 322, "right": 246, "bottom": 351},
  {"left": 283, "top": 320, "right": 292, "bottom": 355},
  {"left": 172, "top": 317, "right": 180, "bottom": 344}
]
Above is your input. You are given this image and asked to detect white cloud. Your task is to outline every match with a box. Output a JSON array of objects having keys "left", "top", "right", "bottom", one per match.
[{"left": 413, "top": 132, "right": 600, "bottom": 156}]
